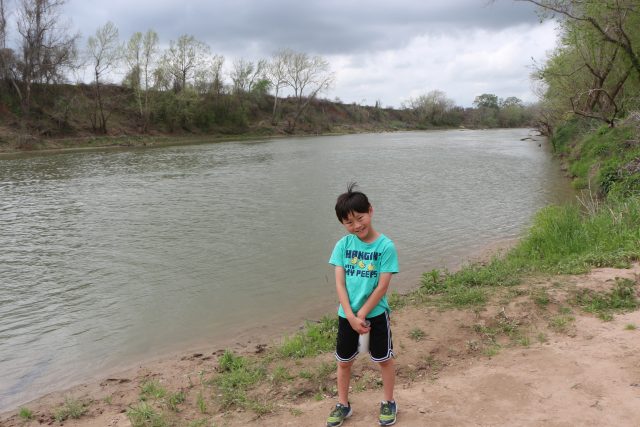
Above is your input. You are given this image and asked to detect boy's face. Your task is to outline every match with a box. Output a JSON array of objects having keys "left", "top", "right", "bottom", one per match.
[{"left": 341, "top": 207, "right": 373, "bottom": 241}]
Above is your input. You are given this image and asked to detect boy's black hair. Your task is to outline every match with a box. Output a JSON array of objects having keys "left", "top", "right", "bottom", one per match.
[{"left": 335, "top": 182, "right": 371, "bottom": 222}]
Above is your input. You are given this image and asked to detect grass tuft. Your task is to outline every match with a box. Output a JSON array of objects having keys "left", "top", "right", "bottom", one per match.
[
  {"left": 127, "top": 401, "right": 167, "bottom": 427},
  {"left": 574, "top": 278, "right": 638, "bottom": 320},
  {"left": 278, "top": 316, "right": 338, "bottom": 358},
  {"left": 18, "top": 407, "right": 33, "bottom": 420},
  {"left": 52, "top": 397, "right": 88, "bottom": 422}
]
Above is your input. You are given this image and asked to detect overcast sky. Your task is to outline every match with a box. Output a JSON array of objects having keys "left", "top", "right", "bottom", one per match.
[{"left": 58, "top": 0, "right": 557, "bottom": 108}]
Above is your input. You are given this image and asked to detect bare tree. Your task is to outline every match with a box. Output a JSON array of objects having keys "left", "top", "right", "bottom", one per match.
[
  {"left": 124, "top": 31, "right": 143, "bottom": 118},
  {"left": 162, "top": 34, "right": 209, "bottom": 92},
  {"left": 281, "top": 50, "right": 334, "bottom": 132},
  {"left": 230, "top": 58, "right": 267, "bottom": 94},
  {"left": 14, "top": 0, "right": 78, "bottom": 113},
  {"left": 140, "top": 29, "right": 158, "bottom": 131},
  {"left": 87, "top": 21, "right": 121, "bottom": 133},
  {"left": 0, "top": 0, "right": 6, "bottom": 51},
  {"left": 268, "top": 49, "right": 291, "bottom": 125},
  {"left": 193, "top": 53, "right": 224, "bottom": 95}
]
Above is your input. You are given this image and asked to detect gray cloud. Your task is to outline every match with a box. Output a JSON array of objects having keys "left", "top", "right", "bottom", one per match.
[
  {"left": 65, "top": 0, "right": 540, "bottom": 55},
  {"left": 56, "top": 0, "right": 553, "bottom": 107}
]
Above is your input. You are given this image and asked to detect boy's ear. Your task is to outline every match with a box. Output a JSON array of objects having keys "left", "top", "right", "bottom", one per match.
[{"left": 369, "top": 206, "right": 373, "bottom": 216}]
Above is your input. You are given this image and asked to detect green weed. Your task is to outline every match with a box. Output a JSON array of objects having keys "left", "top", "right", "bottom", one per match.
[
  {"left": 18, "top": 407, "right": 33, "bottom": 420},
  {"left": 127, "top": 401, "right": 167, "bottom": 427},
  {"left": 574, "top": 278, "right": 638, "bottom": 320},
  {"left": 196, "top": 392, "right": 207, "bottom": 414},
  {"left": 549, "top": 315, "right": 575, "bottom": 333},
  {"left": 52, "top": 397, "right": 88, "bottom": 422},
  {"left": 278, "top": 316, "right": 338, "bottom": 358},
  {"left": 409, "top": 328, "right": 426, "bottom": 341},
  {"left": 533, "top": 289, "right": 551, "bottom": 307},
  {"left": 166, "top": 391, "right": 186, "bottom": 412},
  {"left": 140, "top": 380, "right": 167, "bottom": 401},
  {"left": 270, "top": 365, "right": 294, "bottom": 384},
  {"left": 214, "top": 350, "right": 265, "bottom": 409}
]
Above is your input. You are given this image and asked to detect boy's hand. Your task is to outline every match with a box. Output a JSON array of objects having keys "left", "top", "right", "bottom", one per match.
[{"left": 348, "top": 315, "right": 371, "bottom": 335}]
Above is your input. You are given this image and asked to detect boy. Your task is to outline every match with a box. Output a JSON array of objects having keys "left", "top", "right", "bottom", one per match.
[{"left": 327, "top": 183, "right": 399, "bottom": 426}]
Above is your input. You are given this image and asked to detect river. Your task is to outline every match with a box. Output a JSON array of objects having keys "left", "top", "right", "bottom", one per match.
[{"left": 0, "top": 129, "right": 573, "bottom": 411}]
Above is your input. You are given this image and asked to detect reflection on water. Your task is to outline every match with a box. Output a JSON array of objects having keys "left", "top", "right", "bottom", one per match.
[{"left": 0, "top": 129, "right": 573, "bottom": 410}]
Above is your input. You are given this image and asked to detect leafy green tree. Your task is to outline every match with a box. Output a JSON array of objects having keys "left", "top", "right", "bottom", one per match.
[{"left": 473, "top": 93, "right": 500, "bottom": 127}]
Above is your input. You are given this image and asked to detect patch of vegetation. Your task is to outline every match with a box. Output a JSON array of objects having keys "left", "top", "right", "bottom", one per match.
[
  {"left": 533, "top": 289, "right": 551, "bottom": 307},
  {"left": 18, "top": 407, "right": 33, "bottom": 420},
  {"left": 166, "top": 391, "right": 186, "bottom": 412},
  {"left": 214, "top": 350, "right": 266, "bottom": 410},
  {"left": 409, "top": 328, "right": 426, "bottom": 341},
  {"left": 52, "top": 397, "right": 88, "bottom": 422},
  {"left": 549, "top": 314, "right": 575, "bottom": 333},
  {"left": 277, "top": 316, "right": 338, "bottom": 358},
  {"left": 574, "top": 278, "right": 638, "bottom": 320},
  {"left": 196, "top": 392, "right": 207, "bottom": 414},
  {"left": 140, "top": 379, "right": 167, "bottom": 401},
  {"left": 270, "top": 365, "right": 294, "bottom": 384},
  {"left": 127, "top": 401, "right": 168, "bottom": 427},
  {"left": 625, "top": 324, "right": 637, "bottom": 330}
]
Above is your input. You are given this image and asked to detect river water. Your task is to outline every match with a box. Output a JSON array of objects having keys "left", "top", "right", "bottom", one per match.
[{"left": 0, "top": 129, "right": 573, "bottom": 410}]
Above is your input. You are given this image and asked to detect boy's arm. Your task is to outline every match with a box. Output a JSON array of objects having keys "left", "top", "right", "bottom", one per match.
[
  {"left": 335, "top": 266, "right": 371, "bottom": 334},
  {"left": 356, "top": 272, "right": 393, "bottom": 319}
]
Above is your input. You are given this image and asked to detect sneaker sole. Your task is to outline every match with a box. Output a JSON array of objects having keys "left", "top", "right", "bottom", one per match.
[{"left": 328, "top": 407, "right": 353, "bottom": 427}]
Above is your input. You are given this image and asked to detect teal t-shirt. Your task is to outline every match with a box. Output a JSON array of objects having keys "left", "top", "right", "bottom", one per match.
[{"left": 329, "top": 233, "right": 399, "bottom": 318}]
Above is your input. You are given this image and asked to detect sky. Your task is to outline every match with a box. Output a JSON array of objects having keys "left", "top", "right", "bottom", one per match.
[{"left": 55, "top": 0, "right": 559, "bottom": 108}]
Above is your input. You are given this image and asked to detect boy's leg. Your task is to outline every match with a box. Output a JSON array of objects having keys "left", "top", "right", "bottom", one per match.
[
  {"left": 378, "top": 358, "right": 395, "bottom": 401},
  {"left": 334, "top": 315, "right": 360, "bottom": 404},
  {"left": 337, "top": 360, "right": 354, "bottom": 405},
  {"left": 368, "top": 312, "right": 398, "bottom": 425}
]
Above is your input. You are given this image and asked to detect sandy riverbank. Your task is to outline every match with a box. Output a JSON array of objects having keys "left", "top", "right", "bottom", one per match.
[{"left": 2, "top": 262, "right": 639, "bottom": 426}]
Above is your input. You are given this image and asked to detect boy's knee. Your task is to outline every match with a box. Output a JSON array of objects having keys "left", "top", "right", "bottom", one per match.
[
  {"left": 337, "top": 360, "right": 354, "bottom": 369},
  {"left": 378, "top": 358, "right": 394, "bottom": 368}
]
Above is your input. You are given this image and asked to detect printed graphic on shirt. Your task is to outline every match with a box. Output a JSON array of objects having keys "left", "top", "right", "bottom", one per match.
[{"left": 344, "top": 250, "right": 380, "bottom": 278}]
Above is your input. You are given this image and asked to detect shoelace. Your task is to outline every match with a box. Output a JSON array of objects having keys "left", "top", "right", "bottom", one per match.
[
  {"left": 381, "top": 402, "right": 393, "bottom": 415},
  {"left": 331, "top": 405, "right": 348, "bottom": 417}
]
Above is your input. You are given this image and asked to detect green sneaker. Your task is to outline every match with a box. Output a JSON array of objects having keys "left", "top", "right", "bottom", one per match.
[
  {"left": 326, "top": 402, "right": 352, "bottom": 427},
  {"left": 379, "top": 400, "right": 397, "bottom": 426}
]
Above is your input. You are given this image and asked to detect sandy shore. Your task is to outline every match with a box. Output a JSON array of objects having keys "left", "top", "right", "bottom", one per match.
[{"left": 1, "top": 262, "right": 639, "bottom": 426}]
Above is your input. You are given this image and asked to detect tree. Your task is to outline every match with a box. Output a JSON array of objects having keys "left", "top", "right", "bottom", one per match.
[
  {"left": 525, "top": 0, "right": 639, "bottom": 128},
  {"left": 0, "top": 0, "right": 6, "bottom": 51},
  {"left": 87, "top": 21, "right": 121, "bottom": 133},
  {"left": 193, "top": 54, "right": 224, "bottom": 95},
  {"left": 280, "top": 50, "right": 334, "bottom": 132},
  {"left": 0, "top": 0, "right": 11, "bottom": 81},
  {"left": 230, "top": 58, "right": 267, "bottom": 94},
  {"left": 473, "top": 93, "right": 500, "bottom": 109},
  {"left": 161, "top": 34, "right": 209, "bottom": 92},
  {"left": 14, "top": 0, "right": 77, "bottom": 113},
  {"left": 123, "top": 29, "right": 158, "bottom": 131},
  {"left": 124, "top": 32, "right": 143, "bottom": 115},
  {"left": 471, "top": 93, "right": 500, "bottom": 127},
  {"left": 406, "top": 90, "right": 456, "bottom": 126},
  {"left": 267, "top": 49, "right": 291, "bottom": 125},
  {"left": 498, "top": 96, "right": 526, "bottom": 127},
  {"left": 521, "top": 1, "right": 640, "bottom": 80}
]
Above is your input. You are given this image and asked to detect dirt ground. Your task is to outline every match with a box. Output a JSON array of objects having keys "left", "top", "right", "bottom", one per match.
[{"left": 2, "top": 263, "right": 640, "bottom": 427}]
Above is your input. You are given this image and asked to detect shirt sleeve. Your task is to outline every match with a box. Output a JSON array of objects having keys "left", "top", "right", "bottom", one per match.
[
  {"left": 379, "top": 240, "right": 399, "bottom": 273},
  {"left": 329, "top": 238, "right": 344, "bottom": 266}
]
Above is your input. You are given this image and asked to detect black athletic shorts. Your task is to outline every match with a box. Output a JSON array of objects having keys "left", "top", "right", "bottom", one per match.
[{"left": 335, "top": 311, "right": 394, "bottom": 363}]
